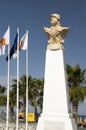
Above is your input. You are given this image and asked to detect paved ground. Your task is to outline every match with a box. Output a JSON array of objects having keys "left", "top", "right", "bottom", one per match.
[{"left": 0, "top": 122, "right": 37, "bottom": 130}]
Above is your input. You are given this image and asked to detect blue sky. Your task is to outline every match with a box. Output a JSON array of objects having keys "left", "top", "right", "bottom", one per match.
[{"left": 0, "top": 0, "right": 86, "bottom": 114}]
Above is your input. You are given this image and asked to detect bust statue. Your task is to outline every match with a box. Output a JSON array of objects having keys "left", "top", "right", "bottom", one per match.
[{"left": 44, "top": 14, "right": 70, "bottom": 50}]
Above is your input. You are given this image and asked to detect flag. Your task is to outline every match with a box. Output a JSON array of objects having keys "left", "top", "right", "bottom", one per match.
[
  {"left": 0, "top": 27, "right": 10, "bottom": 55},
  {"left": 20, "top": 31, "right": 28, "bottom": 50},
  {"left": 6, "top": 31, "right": 18, "bottom": 61},
  {"left": 13, "top": 31, "right": 28, "bottom": 59}
]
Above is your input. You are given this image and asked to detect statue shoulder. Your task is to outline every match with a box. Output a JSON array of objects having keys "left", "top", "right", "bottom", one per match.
[{"left": 59, "top": 27, "right": 70, "bottom": 39}]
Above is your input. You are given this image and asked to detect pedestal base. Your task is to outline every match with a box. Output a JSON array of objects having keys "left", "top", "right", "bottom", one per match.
[
  {"left": 36, "top": 113, "right": 77, "bottom": 130},
  {"left": 36, "top": 50, "right": 77, "bottom": 130}
]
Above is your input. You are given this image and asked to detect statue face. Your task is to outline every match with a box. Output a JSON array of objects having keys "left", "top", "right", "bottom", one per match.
[{"left": 50, "top": 16, "right": 58, "bottom": 26}]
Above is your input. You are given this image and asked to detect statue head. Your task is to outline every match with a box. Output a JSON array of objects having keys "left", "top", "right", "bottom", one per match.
[{"left": 50, "top": 14, "right": 60, "bottom": 21}]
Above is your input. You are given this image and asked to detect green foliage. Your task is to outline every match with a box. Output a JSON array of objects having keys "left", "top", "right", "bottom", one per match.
[
  {"left": 0, "top": 94, "right": 7, "bottom": 106},
  {"left": 0, "top": 85, "right": 7, "bottom": 106},
  {"left": 66, "top": 64, "right": 86, "bottom": 87},
  {"left": 67, "top": 64, "right": 86, "bottom": 121},
  {"left": 0, "top": 63, "right": 86, "bottom": 122}
]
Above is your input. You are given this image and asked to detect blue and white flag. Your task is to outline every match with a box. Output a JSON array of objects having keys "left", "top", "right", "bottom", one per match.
[
  {"left": 6, "top": 31, "right": 18, "bottom": 61},
  {"left": 13, "top": 31, "right": 28, "bottom": 59}
]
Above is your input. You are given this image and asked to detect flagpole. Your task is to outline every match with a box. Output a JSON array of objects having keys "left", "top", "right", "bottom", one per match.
[
  {"left": 6, "top": 26, "right": 10, "bottom": 130},
  {"left": 16, "top": 28, "right": 19, "bottom": 130},
  {"left": 26, "top": 30, "right": 28, "bottom": 130}
]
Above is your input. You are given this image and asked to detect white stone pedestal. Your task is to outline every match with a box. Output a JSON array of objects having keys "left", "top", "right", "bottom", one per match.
[{"left": 36, "top": 50, "right": 77, "bottom": 130}]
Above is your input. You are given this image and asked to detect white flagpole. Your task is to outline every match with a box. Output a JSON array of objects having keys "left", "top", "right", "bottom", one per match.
[
  {"left": 16, "top": 28, "right": 19, "bottom": 130},
  {"left": 6, "top": 26, "right": 10, "bottom": 130},
  {"left": 26, "top": 30, "right": 29, "bottom": 130}
]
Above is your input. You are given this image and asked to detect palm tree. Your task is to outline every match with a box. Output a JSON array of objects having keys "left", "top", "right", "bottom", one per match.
[
  {"left": 37, "top": 78, "right": 44, "bottom": 113},
  {"left": 0, "top": 85, "right": 7, "bottom": 106},
  {"left": 66, "top": 64, "right": 86, "bottom": 122},
  {"left": 0, "top": 85, "right": 6, "bottom": 94},
  {"left": 29, "top": 78, "right": 43, "bottom": 122},
  {"left": 0, "top": 83, "right": 23, "bottom": 121},
  {"left": 10, "top": 79, "right": 24, "bottom": 117},
  {"left": 69, "top": 87, "right": 86, "bottom": 122},
  {"left": 19, "top": 75, "right": 34, "bottom": 112},
  {"left": 0, "top": 94, "right": 7, "bottom": 106},
  {"left": 19, "top": 75, "right": 44, "bottom": 122},
  {"left": 9, "top": 90, "right": 20, "bottom": 116},
  {"left": 18, "top": 75, "right": 27, "bottom": 113},
  {"left": 15, "top": 75, "right": 39, "bottom": 122}
]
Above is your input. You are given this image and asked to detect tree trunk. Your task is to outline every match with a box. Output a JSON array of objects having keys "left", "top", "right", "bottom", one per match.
[
  {"left": 35, "top": 106, "right": 38, "bottom": 122},
  {"left": 10, "top": 107, "right": 15, "bottom": 121},
  {"left": 72, "top": 102, "right": 78, "bottom": 123}
]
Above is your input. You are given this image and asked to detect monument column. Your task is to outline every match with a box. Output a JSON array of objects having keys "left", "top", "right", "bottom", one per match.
[
  {"left": 36, "top": 14, "right": 77, "bottom": 130},
  {"left": 42, "top": 50, "right": 70, "bottom": 116}
]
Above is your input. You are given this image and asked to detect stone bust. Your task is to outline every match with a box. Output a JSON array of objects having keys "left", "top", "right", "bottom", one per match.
[{"left": 44, "top": 14, "right": 70, "bottom": 50}]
